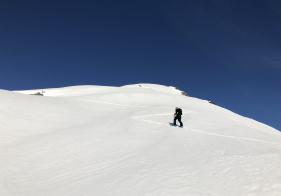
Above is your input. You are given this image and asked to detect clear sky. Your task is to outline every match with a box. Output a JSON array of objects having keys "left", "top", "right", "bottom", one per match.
[{"left": 0, "top": 0, "right": 280, "bottom": 130}]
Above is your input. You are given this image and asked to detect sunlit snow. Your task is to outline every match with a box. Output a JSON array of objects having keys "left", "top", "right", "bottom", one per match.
[{"left": 0, "top": 84, "right": 280, "bottom": 196}]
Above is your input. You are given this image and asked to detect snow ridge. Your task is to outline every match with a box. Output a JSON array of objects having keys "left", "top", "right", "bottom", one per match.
[{"left": 0, "top": 84, "right": 280, "bottom": 196}]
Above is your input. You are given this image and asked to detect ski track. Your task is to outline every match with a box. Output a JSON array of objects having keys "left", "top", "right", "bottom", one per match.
[
  {"left": 134, "top": 114, "right": 281, "bottom": 147},
  {"left": 87, "top": 99, "right": 281, "bottom": 148},
  {"left": 80, "top": 99, "right": 146, "bottom": 108}
]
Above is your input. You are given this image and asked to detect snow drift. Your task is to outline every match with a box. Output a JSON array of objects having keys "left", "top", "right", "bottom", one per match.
[{"left": 0, "top": 84, "right": 280, "bottom": 196}]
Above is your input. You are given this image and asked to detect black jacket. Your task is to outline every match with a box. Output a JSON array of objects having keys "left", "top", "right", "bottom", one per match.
[{"left": 175, "top": 108, "right": 182, "bottom": 117}]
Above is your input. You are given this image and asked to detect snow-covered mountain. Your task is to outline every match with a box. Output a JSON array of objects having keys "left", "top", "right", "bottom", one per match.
[{"left": 0, "top": 84, "right": 280, "bottom": 196}]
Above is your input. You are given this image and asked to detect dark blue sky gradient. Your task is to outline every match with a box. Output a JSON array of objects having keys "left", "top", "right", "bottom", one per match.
[{"left": 0, "top": 0, "right": 280, "bottom": 130}]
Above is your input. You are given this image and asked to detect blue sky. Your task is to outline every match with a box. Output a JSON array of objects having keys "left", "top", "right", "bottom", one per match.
[{"left": 0, "top": 0, "right": 280, "bottom": 130}]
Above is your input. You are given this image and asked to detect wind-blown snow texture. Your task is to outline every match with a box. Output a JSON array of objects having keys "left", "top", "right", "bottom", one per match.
[{"left": 1, "top": 84, "right": 281, "bottom": 196}]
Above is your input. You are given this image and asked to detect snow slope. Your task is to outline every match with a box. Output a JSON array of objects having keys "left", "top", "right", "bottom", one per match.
[{"left": 1, "top": 84, "right": 281, "bottom": 196}]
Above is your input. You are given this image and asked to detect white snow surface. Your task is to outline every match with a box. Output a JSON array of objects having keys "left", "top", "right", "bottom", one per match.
[{"left": 1, "top": 83, "right": 281, "bottom": 196}]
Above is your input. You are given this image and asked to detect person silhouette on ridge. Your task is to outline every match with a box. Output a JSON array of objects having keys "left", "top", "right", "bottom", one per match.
[{"left": 173, "top": 107, "right": 183, "bottom": 127}]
